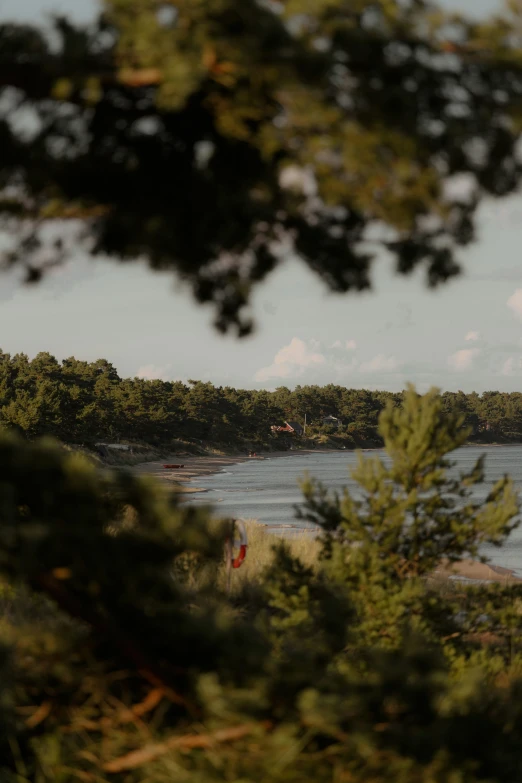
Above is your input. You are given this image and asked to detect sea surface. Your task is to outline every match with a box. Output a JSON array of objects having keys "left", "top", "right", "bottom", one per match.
[{"left": 188, "top": 445, "right": 522, "bottom": 574}]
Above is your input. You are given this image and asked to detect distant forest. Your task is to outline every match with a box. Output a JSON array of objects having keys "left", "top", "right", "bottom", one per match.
[{"left": 1, "top": 351, "right": 521, "bottom": 450}]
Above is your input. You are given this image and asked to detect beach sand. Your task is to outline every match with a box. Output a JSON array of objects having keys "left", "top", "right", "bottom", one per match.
[
  {"left": 432, "top": 558, "right": 521, "bottom": 584},
  {"left": 132, "top": 453, "right": 249, "bottom": 487},
  {"left": 131, "top": 450, "right": 312, "bottom": 489},
  {"left": 132, "top": 451, "right": 522, "bottom": 585}
]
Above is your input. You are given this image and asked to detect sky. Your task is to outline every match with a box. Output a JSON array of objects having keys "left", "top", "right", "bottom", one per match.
[
  {"left": 0, "top": 0, "right": 503, "bottom": 24},
  {"left": 1, "top": 0, "right": 521, "bottom": 395}
]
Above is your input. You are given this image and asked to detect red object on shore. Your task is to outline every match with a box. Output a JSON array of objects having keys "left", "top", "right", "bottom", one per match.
[
  {"left": 233, "top": 544, "right": 247, "bottom": 569},
  {"left": 163, "top": 464, "right": 185, "bottom": 469},
  {"left": 231, "top": 520, "right": 248, "bottom": 569}
]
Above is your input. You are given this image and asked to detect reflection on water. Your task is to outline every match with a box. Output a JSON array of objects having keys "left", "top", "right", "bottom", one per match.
[{"left": 188, "top": 446, "right": 522, "bottom": 574}]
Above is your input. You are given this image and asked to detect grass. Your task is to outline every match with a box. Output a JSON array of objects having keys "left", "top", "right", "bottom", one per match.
[
  {"left": 228, "top": 521, "right": 319, "bottom": 588},
  {"left": 210, "top": 521, "right": 320, "bottom": 607},
  {"left": 222, "top": 522, "right": 320, "bottom": 615},
  {"left": 168, "top": 519, "right": 321, "bottom": 613}
]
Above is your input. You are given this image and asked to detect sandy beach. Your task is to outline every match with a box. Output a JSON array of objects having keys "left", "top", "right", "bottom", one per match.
[
  {"left": 131, "top": 450, "right": 312, "bottom": 489},
  {"left": 432, "top": 559, "right": 521, "bottom": 584}
]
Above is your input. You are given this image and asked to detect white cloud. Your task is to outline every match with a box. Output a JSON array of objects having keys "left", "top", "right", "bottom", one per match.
[
  {"left": 465, "top": 331, "right": 480, "bottom": 342},
  {"left": 501, "top": 357, "right": 522, "bottom": 376},
  {"left": 254, "top": 338, "right": 326, "bottom": 382},
  {"left": 448, "top": 348, "right": 479, "bottom": 371},
  {"left": 502, "top": 357, "right": 515, "bottom": 376},
  {"left": 256, "top": 342, "right": 402, "bottom": 385},
  {"left": 507, "top": 289, "right": 522, "bottom": 319},
  {"left": 137, "top": 364, "right": 172, "bottom": 380},
  {"left": 331, "top": 339, "right": 357, "bottom": 351},
  {"left": 358, "top": 354, "right": 399, "bottom": 373}
]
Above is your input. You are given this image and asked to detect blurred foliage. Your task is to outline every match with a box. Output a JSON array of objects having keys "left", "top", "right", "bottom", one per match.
[{"left": 1, "top": 0, "right": 522, "bottom": 332}]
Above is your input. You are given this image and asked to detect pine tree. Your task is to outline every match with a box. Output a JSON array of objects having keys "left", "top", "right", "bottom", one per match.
[{"left": 289, "top": 385, "right": 520, "bottom": 648}]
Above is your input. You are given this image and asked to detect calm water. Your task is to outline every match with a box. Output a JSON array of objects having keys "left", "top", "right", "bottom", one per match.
[{"left": 189, "top": 446, "right": 522, "bottom": 574}]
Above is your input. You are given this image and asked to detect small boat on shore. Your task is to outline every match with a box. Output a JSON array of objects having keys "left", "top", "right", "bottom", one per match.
[{"left": 163, "top": 464, "right": 185, "bottom": 469}]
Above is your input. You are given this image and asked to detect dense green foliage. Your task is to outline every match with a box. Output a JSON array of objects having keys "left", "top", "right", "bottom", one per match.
[
  {"left": 2, "top": 1, "right": 522, "bottom": 332},
  {"left": 2, "top": 388, "right": 522, "bottom": 781},
  {"left": 3, "top": 349, "right": 522, "bottom": 451},
  {"left": 297, "top": 387, "right": 519, "bottom": 650},
  {"left": 0, "top": 350, "right": 284, "bottom": 448}
]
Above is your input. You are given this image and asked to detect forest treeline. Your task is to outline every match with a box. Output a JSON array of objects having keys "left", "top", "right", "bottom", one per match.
[{"left": 1, "top": 350, "right": 522, "bottom": 449}]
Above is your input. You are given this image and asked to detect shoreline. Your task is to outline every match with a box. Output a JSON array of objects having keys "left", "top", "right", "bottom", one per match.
[
  {"left": 131, "top": 448, "right": 322, "bottom": 490},
  {"left": 132, "top": 449, "right": 522, "bottom": 585},
  {"left": 130, "top": 440, "right": 522, "bottom": 489}
]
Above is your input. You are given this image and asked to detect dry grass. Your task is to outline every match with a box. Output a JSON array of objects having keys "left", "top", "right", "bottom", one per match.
[
  {"left": 220, "top": 521, "right": 320, "bottom": 600},
  {"left": 234, "top": 521, "right": 318, "bottom": 576},
  {"left": 170, "top": 520, "right": 321, "bottom": 606}
]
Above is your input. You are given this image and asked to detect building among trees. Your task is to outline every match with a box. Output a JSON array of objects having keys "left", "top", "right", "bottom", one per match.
[
  {"left": 270, "top": 420, "right": 304, "bottom": 436},
  {"left": 322, "top": 415, "right": 342, "bottom": 428}
]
